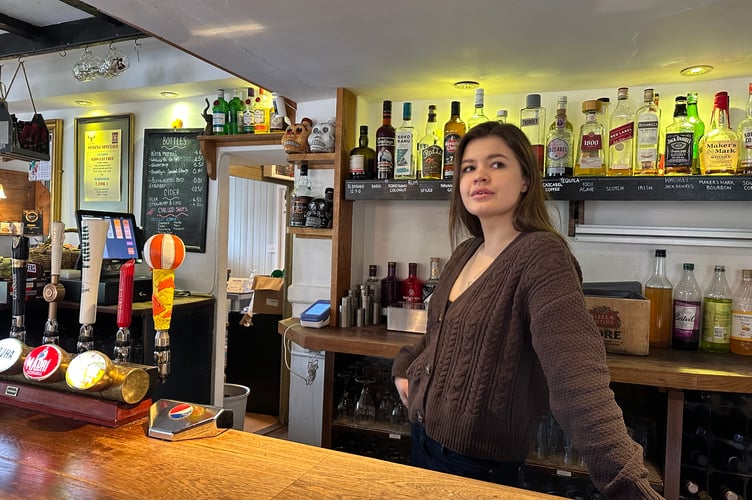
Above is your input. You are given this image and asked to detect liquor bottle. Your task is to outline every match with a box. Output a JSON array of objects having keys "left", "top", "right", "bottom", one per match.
[
  {"left": 394, "top": 102, "right": 416, "bottom": 179},
  {"left": 270, "top": 92, "right": 290, "bottom": 132},
  {"left": 736, "top": 82, "right": 752, "bottom": 174},
  {"left": 242, "top": 88, "right": 255, "bottom": 134},
  {"left": 401, "top": 262, "right": 424, "bottom": 307},
  {"left": 544, "top": 104, "right": 573, "bottom": 177},
  {"left": 495, "top": 109, "right": 508, "bottom": 124},
  {"left": 709, "top": 440, "right": 746, "bottom": 473},
  {"left": 349, "top": 125, "right": 376, "bottom": 180},
  {"left": 633, "top": 88, "right": 661, "bottom": 175},
  {"left": 607, "top": 87, "right": 634, "bottom": 176},
  {"left": 443, "top": 101, "right": 466, "bottom": 179},
  {"left": 597, "top": 97, "right": 611, "bottom": 118},
  {"left": 211, "top": 89, "right": 229, "bottom": 135},
  {"left": 575, "top": 100, "right": 606, "bottom": 176},
  {"left": 422, "top": 257, "right": 441, "bottom": 302},
  {"left": 548, "top": 96, "right": 573, "bottom": 131},
  {"left": 664, "top": 96, "right": 695, "bottom": 175},
  {"left": 366, "top": 264, "right": 381, "bottom": 307},
  {"left": 673, "top": 263, "right": 702, "bottom": 350},
  {"left": 252, "top": 90, "right": 271, "bottom": 133},
  {"left": 730, "top": 269, "right": 752, "bottom": 355},
  {"left": 376, "top": 100, "right": 396, "bottom": 180},
  {"left": 520, "top": 93, "right": 546, "bottom": 174},
  {"left": 227, "top": 89, "right": 244, "bottom": 135},
  {"left": 467, "top": 88, "right": 490, "bottom": 129},
  {"left": 290, "top": 162, "right": 313, "bottom": 227},
  {"left": 699, "top": 91, "right": 739, "bottom": 175},
  {"left": 417, "top": 105, "right": 443, "bottom": 180},
  {"left": 645, "top": 249, "right": 673, "bottom": 349},
  {"left": 380, "top": 261, "right": 402, "bottom": 309},
  {"left": 686, "top": 92, "right": 705, "bottom": 175},
  {"left": 701, "top": 265, "right": 733, "bottom": 353}
]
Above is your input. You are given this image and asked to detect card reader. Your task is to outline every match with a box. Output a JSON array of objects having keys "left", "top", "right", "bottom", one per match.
[{"left": 300, "top": 300, "right": 330, "bottom": 328}]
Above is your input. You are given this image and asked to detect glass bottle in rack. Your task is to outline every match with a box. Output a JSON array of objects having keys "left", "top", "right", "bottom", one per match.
[
  {"left": 736, "top": 83, "right": 752, "bottom": 174},
  {"left": 467, "top": 88, "right": 491, "bottom": 129},
  {"left": 645, "top": 249, "right": 673, "bottom": 349},
  {"left": 672, "top": 262, "right": 702, "bottom": 350},
  {"left": 699, "top": 91, "right": 739, "bottom": 175},
  {"left": 443, "top": 101, "right": 466, "bottom": 180},
  {"left": 633, "top": 88, "right": 661, "bottom": 175},
  {"left": 394, "top": 102, "right": 416, "bottom": 179},
  {"left": 607, "top": 87, "right": 634, "bottom": 176},
  {"left": 417, "top": 105, "right": 442, "bottom": 180},
  {"left": 520, "top": 93, "right": 546, "bottom": 174},
  {"left": 686, "top": 92, "right": 705, "bottom": 175},
  {"left": 376, "top": 100, "right": 396, "bottom": 180},
  {"left": 544, "top": 105, "right": 573, "bottom": 178},
  {"left": 349, "top": 125, "right": 376, "bottom": 180},
  {"left": 730, "top": 269, "right": 752, "bottom": 356},
  {"left": 701, "top": 265, "right": 733, "bottom": 353},
  {"left": 574, "top": 100, "right": 606, "bottom": 176},
  {"left": 664, "top": 96, "right": 695, "bottom": 175}
]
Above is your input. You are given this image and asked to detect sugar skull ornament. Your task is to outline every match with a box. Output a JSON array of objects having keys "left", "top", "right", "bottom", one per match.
[
  {"left": 308, "top": 118, "right": 336, "bottom": 153},
  {"left": 282, "top": 117, "right": 313, "bottom": 154}
]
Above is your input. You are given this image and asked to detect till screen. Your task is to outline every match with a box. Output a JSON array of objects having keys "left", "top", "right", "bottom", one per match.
[{"left": 82, "top": 215, "right": 139, "bottom": 261}]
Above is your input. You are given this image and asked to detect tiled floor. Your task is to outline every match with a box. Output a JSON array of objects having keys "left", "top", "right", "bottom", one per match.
[{"left": 243, "top": 412, "right": 288, "bottom": 440}]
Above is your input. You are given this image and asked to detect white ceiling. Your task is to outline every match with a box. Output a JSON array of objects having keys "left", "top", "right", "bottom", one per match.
[{"left": 2, "top": 0, "right": 751, "bottom": 110}]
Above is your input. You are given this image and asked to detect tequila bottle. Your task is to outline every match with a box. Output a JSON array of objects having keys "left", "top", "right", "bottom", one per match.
[
  {"left": 686, "top": 92, "right": 705, "bottom": 175},
  {"left": 633, "top": 88, "right": 661, "bottom": 175},
  {"left": 443, "top": 101, "right": 466, "bottom": 179},
  {"left": 664, "top": 96, "right": 695, "bottom": 175},
  {"left": 701, "top": 265, "right": 733, "bottom": 353},
  {"left": 394, "top": 102, "right": 416, "bottom": 179},
  {"left": 607, "top": 87, "right": 634, "bottom": 176},
  {"left": 467, "top": 88, "right": 491, "bottom": 129},
  {"left": 520, "top": 94, "right": 546, "bottom": 174},
  {"left": 574, "top": 100, "right": 606, "bottom": 176},
  {"left": 544, "top": 106, "right": 573, "bottom": 177},
  {"left": 736, "top": 83, "right": 752, "bottom": 174},
  {"left": 417, "top": 105, "right": 442, "bottom": 180},
  {"left": 700, "top": 91, "right": 739, "bottom": 175}
]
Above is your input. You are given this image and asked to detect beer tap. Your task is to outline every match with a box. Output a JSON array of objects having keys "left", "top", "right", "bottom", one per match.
[
  {"left": 42, "top": 221, "right": 66, "bottom": 345},
  {"left": 10, "top": 235, "right": 29, "bottom": 344},
  {"left": 114, "top": 259, "right": 135, "bottom": 363},
  {"left": 77, "top": 219, "right": 109, "bottom": 354},
  {"left": 143, "top": 234, "right": 186, "bottom": 383}
]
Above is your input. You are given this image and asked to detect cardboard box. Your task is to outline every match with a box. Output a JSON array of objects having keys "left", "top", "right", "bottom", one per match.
[
  {"left": 585, "top": 295, "right": 650, "bottom": 356},
  {"left": 251, "top": 276, "right": 284, "bottom": 315}
]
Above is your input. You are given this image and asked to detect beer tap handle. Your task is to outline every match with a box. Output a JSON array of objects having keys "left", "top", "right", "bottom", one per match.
[
  {"left": 10, "top": 235, "right": 29, "bottom": 344},
  {"left": 77, "top": 219, "right": 109, "bottom": 353},
  {"left": 42, "top": 221, "right": 66, "bottom": 345},
  {"left": 154, "top": 329, "right": 170, "bottom": 383},
  {"left": 114, "top": 259, "right": 135, "bottom": 363}
]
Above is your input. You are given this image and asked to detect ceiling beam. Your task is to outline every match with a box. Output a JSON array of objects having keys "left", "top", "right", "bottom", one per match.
[{"left": 0, "top": 13, "right": 42, "bottom": 40}]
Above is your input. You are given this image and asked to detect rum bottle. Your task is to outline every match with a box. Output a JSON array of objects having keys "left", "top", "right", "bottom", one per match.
[
  {"left": 664, "top": 96, "right": 695, "bottom": 175},
  {"left": 673, "top": 263, "right": 702, "bottom": 350},
  {"left": 349, "top": 125, "right": 376, "bottom": 180},
  {"left": 575, "top": 100, "right": 606, "bottom": 176},
  {"left": 417, "top": 105, "right": 442, "bottom": 180},
  {"left": 290, "top": 162, "right": 313, "bottom": 227},
  {"left": 736, "top": 82, "right": 752, "bottom": 174},
  {"left": 443, "top": 101, "right": 466, "bottom": 179},
  {"left": 467, "top": 88, "right": 490, "bottom": 129},
  {"left": 380, "top": 261, "right": 402, "bottom": 309},
  {"left": 376, "top": 100, "right": 396, "bottom": 180},
  {"left": 645, "top": 249, "right": 673, "bottom": 349},
  {"left": 730, "top": 269, "right": 752, "bottom": 355},
  {"left": 607, "top": 87, "right": 634, "bottom": 176},
  {"left": 544, "top": 105, "right": 573, "bottom": 178},
  {"left": 520, "top": 93, "right": 546, "bottom": 174},
  {"left": 633, "top": 88, "right": 661, "bottom": 175},
  {"left": 394, "top": 102, "right": 416, "bottom": 179},
  {"left": 422, "top": 257, "right": 441, "bottom": 302},
  {"left": 701, "top": 265, "right": 733, "bottom": 353},
  {"left": 401, "top": 262, "right": 424, "bottom": 307},
  {"left": 212, "top": 89, "right": 229, "bottom": 135},
  {"left": 227, "top": 89, "right": 244, "bottom": 135},
  {"left": 686, "top": 92, "right": 705, "bottom": 175},
  {"left": 700, "top": 91, "right": 739, "bottom": 175}
]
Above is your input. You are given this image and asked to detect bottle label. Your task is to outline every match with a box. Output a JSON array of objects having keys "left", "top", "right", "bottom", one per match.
[
  {"left": 580, "top": 132, "right": 602, "bottom": 152},
  {"left": 376, "top": 137, "right": 395, "bottom": 178},
  {"left": 731, "top": 310, "right": 752, "bottom": 340},
  {"left": 742, "top": 126, "right": 752, "bottom": 150},
  {"left": 444, "top": 133, "right": 461, "bottom": 172},
  {"left": 673, "top": 300, "right": 700, "bottom": 340},
  {"left": 252, "top": 109, "right": 269, "bottom": 133},
  {"left": 609, "top": 122, "right": 634, "bottom": 147},
  {"left": 394, "top": 131, "right": 414, "bottom": 177},
  {"left": 665, "top": 133, "right": 694, "bottom": 167},
  {"left": 420, "top": 145, "right": 443, "bottom": 179},
  {"left": 212, "top": 113, "right": 226, "bottom": 132},
  {"left": 23, "top": 345, "right": 63, "bottom": 381},
  {"left": 349, "top": 155, "right": 365, "bottom": 175},
  {"left": 702, "top": 140, "right": 739, "bottom": 172},
  {"left": 637, "top": 119, "right": 659, "bottom": 144},
  {"left": 290, "top": 196, "right": 313, "bottom": 227},
  {"left": 520, "top": 117, "right": 539, "bottom": 127},
  {"left": 702, "top": 300, "right": 732, "bottom": 343}
]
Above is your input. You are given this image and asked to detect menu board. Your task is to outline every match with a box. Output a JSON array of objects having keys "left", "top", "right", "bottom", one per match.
[{"left": 141, "top": 129, "right": 208, "bottom": 252}]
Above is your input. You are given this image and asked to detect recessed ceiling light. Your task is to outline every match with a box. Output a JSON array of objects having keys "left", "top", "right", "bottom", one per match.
[
  {"left": 453, "top": 80, "right": 480, "bottom": 90},
  {"left": 160, "top": 91, "right": 180, "bottom": 98},
  {"left": 680, "top": 65, "right": 713, "bottom": 76},
  {"left": 75, "top": 100, "right": 93, "bottom": 106}
]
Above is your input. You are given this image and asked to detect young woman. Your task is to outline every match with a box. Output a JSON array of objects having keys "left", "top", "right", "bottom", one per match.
[{"left": 392, "top": 122, "right": 662, "bottom": 499}]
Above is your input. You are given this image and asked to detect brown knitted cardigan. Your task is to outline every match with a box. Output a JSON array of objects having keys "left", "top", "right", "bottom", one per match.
[{"left": 392, "top": 231, "right": 662, "bottom": 499}]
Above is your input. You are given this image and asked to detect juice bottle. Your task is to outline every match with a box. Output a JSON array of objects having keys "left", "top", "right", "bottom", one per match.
[
  {"left": 701, "top": 265, "right": 733, "bottom": 353},
  {"left": 730, "top": 269, "right": 752, "bottom": 355},
  {"left": 644, "top": 249, "right": 673, "bottom": 348}
]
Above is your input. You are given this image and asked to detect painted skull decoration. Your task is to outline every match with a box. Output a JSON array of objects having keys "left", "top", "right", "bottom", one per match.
[
  {"left": 308, "top": 118, "right": 336, "bottom": 153},
  {"left": 282, "top": 118, "right": 313, "bottom": 154}
]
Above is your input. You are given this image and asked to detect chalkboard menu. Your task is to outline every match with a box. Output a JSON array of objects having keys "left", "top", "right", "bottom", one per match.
[{"left": 141, "top": 129, "right": 208, "bottom": 252}]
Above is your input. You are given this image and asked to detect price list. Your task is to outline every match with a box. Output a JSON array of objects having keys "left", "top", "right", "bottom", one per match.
[{"left": 345, "top": 180, "right": 453, "bottom": 200}]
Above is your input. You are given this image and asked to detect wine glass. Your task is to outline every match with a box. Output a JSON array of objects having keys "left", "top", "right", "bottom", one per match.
[
  {"left": 335, "top": 370, "right": 354, "bottom": 421},
  {"left": 353, "top": 376, "right": 376, "bottom": 425}
]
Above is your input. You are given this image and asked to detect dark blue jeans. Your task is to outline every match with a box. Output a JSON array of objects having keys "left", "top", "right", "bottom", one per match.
[{"left": 410, "top": 422, "right": 522, "bottom": 487}]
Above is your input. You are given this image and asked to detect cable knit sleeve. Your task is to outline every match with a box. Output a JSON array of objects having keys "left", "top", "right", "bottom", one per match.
[{"left": 524, "top": 235, "right": 662, "bottom": 499}]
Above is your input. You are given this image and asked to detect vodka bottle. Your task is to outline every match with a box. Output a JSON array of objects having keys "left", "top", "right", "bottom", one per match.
[
  {"left": 664, "top": 96, "right": 695, "bottom": 175},
  {"left": 699, "top": 91, "right": 739, "bottom": 175},
  {"left": 701, "top": 265, "right": 733, "bottom": 353},
  {"left": 673, "top": 263, "right": 702, "bottom": 350},
  {"left": 443, "top": 101, "right": 466, "bottom": 179},
  {"left": 394, "top": 102, "right": 416, "bottom": 179},
  {"left": 730, "top": 269, "right": 752, "bottom": 355},
  {"left": 417, "top": 105, "right": 442, "bottom": 180},
  {"left": 544, "top": 105, "right": 573, "bottom": 177},
  {"left": 574, "top": 100, "right": 606, "bottom": 176},
  {"left": 645, "top": 249, "right": 673, "bottom": 349},
  {"left": 736, "top": 83, "right": 752, "bottom": 174},
  {"left": 633, "top": 88, "right": 661, "bottom": 175},
  {"left": 467, "top": 88, "right": 491, "bottom": 129},
  {"left": 686, "top": 92, "right": 705, "bottom": 175},
  {"left": 376, "top": 100, "right": 396, "bottom": 180},
  {"left": 607, "top": 87, "right": 634, "bottom": 176},
  {"left": 520, "top": 94, "right": 546, "bottom": 174}
]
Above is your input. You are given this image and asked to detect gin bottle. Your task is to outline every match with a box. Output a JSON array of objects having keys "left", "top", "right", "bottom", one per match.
[
  {"left": 607, "top": 87, "right": 634, "bottom": 176},
  {"left": 700, "top": 91, "right": 739, "bottom": 175},
  {"left": 394, "top": 102, "right": 416, "bottom": 179},
  {"left": 242, "top": 88, "right": 255, "bottom": 134},
  {"left": 736, "top": 83, "right": 752, "bottom": 174},
  {"left": 633, "top": 88, "right": 661, "bottom": 175},
  {"left": 686, "top": 92, "right": 705, "bottom": 175},
  {"left": 417, "top": 105, "right": 442, "bottom": 180},
  {"left": 575, "top": 100, "right": 606, "bottom": 176},
  {"left": 467, "top": 88, "right": 491, "bottom": 129},
  {"left": 212, "top": 89, "right": 229, "bottom": 135},
  {"left": 380, "top": 261, "right": 402, "bottom": 310},
  {"left": 664, "top": 96, "right": 695, "bottom": 175},
  {"left": 520, "top": 94, "right": 546, "bottom": 174},
  {"left": 227, "top": 89, "right": 244, "bottom": 135},
  {"left": 701, "top": 265, "right": 733, "bottom": 353},
  {"left": 673, "top": 263, "right": 702, "bottom": 350},
  {"left": 401, "top": 262, "right": 424, "bottom": 307},
  {"left": 544, "top": 106, "right": 573, "bottom": 178}
]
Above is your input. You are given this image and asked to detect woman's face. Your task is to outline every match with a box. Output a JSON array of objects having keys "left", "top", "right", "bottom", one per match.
[{"left": 458, "top": 136, "right": 529, "bottom": 222}]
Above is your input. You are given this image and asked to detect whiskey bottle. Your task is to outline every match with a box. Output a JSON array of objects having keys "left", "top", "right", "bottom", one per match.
[
  {"left": 730, "top": 269, "right": 752, "bottom": 355},
  {"left": 227, "top": 89, "right": 244, "bottom": 135},
  {"left": 544, "top": 105, "right": 573, "bottom": 177},
  {"left": 736, "top": 82, "right": 752, "bottom": 174},
  {"left": 700, "top": 91, "right": 739, "bottom": 175},
  {"left": 417, "top": 105, "right": 442, "bottom": 180},
  {"left": 394, "top": 102, "right": 416, "bottom": 179},
  {"left": 664, "top": 96, "right": 695, "bottom": 175},
  {"left": 633, "top": 88, "right": 661, "bottom": 175},
  {"left": 242, "top": 88, "right": 255, "bottom": 134},
  {"left": 349, "top": 125, "right": 376, "bottom": 180},
  {"left": 376, "top": 100, "right": 396, "bottom": 180},
  {"left": 701, "top": 265, "right": 733, "bottom": 353},
  {"left": 467, "top": 88, "right": 491, "bottom": 129},
  {"left": 673, "top": 263, "right": 702, "bottom": 350},
  {"left": 443, "top": 101, "right": 466, "bottom": 179},
  {"left": 401, "top": 262, "right": 424, "bottom": 307},
  {"left": 686, "top": 92, "right": 705, "bottom": 174},
  {"left": 607, "top": 87, "right": 634, "bottom": 176},
  {"left": 645, "top": 249, "right": 673, "bottom": 349},
  {"left": 212, "top": 89, "right": 229, "bottom": 135},
  {"left": 290, "top": 162, "right": 313, "bottom": 227},
  {"left": 520, "top": 93, "right": 546, "bottom": 174},
  {"left": 422, "top": 257, "right": 441, "bottom": 302},
  {"left": 575, "top": 100, "right": 606, "bottom": 176}
]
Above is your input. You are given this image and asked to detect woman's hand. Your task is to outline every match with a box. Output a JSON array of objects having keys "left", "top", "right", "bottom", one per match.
[{"left": 394, "top": 376, "right": 409, "bottom": 406}]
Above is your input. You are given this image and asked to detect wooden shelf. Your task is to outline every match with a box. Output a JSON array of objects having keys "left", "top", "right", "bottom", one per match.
[
  {"left": 287, "top": 152, "right": 337, "bottom": 165},
  {"left": 287, "top": 227, "right": 333, "bottom": 239},
  {"left": 345, "top": 179, "right": 453, "bottom": 200},
  {"left": 198, "top": 133, "right": 285, "bottom": 179}
]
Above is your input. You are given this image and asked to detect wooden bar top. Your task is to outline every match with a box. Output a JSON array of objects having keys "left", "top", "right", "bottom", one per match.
[
  {"left": 57, "top": 294, "right": 215, "bottom": 315},
  {"left": 0, "top": 404, "right": 555, "bottom": 499},
  {"left": 279, "top": 317, "right": 752, "bottom": 393}
]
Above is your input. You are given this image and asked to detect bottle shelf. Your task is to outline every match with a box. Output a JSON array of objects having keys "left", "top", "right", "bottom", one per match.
[
  {"left": 524, "top": 456, "right": 664, "bottom": 491},
  {"left": 287, "top": 226, "right": 333, "bottom": 239},
  {"left": 344, "top": 179, "right": 453, "bottom": 200},
  {"left": 287, "top": 152, "right": 336, "bottom": 165},
  {"left": 331, "top": 416, "right": 411, "bottom": 438}
]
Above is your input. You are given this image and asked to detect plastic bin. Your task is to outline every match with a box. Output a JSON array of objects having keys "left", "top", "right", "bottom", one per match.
[{"left": 223, "top": 383, "right": 250, "bottom": 431}]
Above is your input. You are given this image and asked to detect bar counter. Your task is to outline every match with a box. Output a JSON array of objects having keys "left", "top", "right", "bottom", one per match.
[{"left": 0, "top": 404, "right": 556, "bottom": 499}]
